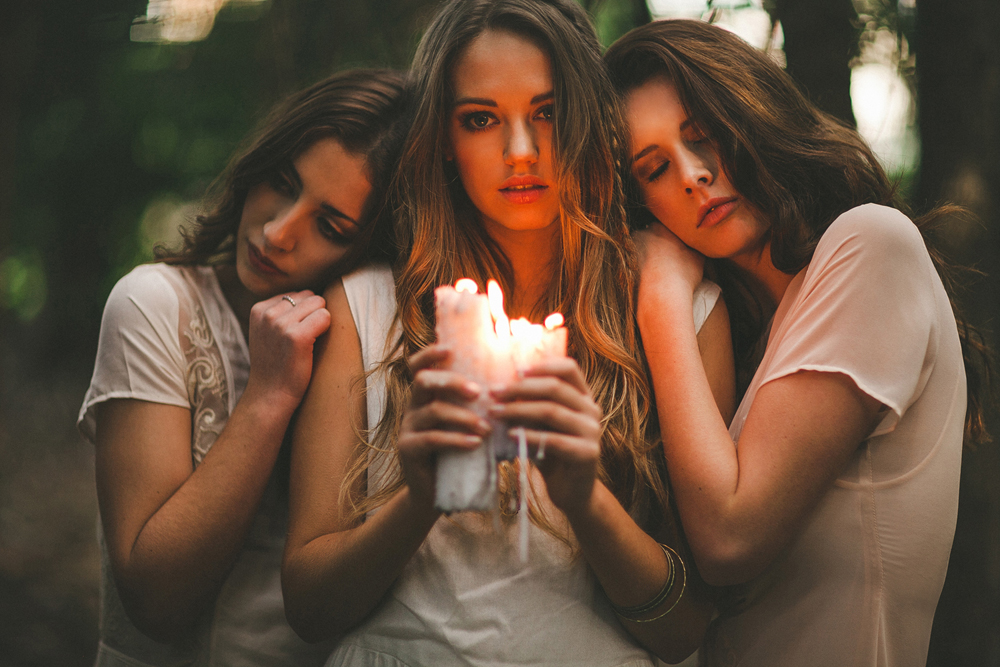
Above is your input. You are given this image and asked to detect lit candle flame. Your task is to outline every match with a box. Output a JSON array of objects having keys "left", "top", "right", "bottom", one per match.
[
  {"left": 487, "top": 280, "right": 511, "bottom": 339},
  {"left": 544, "top": 313, "right": 564, "bottom": 330},
  {"left": 455, "top": 278, "right": 478, "bottom": 294}
]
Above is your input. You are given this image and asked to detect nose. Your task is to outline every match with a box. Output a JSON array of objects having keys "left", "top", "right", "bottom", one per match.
[
  {"left": 262, "top": 203, "right": 306, "bottom": 252},
  {"left": 680, "top": 152, "right": 713, "bottom": 195},
  {"left": 504, "top": 119, "right": 538, "bottom": 167}
]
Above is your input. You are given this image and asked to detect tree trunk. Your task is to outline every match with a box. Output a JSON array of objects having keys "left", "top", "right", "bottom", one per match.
[
  {"left": 917, "top": 1, "right": 1000, "bottom": 665},
  {"left": 773, "top": 0, "right": 858, "bottom": 127}
]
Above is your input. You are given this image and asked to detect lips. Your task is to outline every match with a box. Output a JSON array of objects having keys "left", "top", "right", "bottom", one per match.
[
  {"left": 499, "top": 175, "right": 548, "bottom": 204},
  {"left": 697, "top": 197, "right": 739, "bottom": 229},
  {"left": 246, "top": 242, "right": 285, "bottom": 276}
]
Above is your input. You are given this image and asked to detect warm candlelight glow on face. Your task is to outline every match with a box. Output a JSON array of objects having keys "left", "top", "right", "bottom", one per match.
[{"left": 455, "top": 278, "right": 479, "bottom": 294}]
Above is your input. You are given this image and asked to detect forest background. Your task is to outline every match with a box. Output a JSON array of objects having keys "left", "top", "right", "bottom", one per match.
[{"left": 0, "top": 0, "right": 997, "bottom": 665}]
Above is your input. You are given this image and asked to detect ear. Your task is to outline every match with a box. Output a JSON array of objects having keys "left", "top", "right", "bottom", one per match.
[{"left": 443, "top": 140, "right": 454, "bottom": 162}]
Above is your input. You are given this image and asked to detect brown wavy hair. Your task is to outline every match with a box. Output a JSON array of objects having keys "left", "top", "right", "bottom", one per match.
[
  {"left": 605, "top": 18, "right": 992, "bottom": 443},
  {"left": 345, "top": 0, "right": 669, "bottom": 535},
  {"left": 157, "top": 68, "right": 411, "bottom": 279}
]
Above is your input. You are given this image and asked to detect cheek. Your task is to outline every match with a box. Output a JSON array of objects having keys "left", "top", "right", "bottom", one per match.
[
  {"left": 239, "top": 188, "right": 280, "bottom": 234},
  {"left": 452, "top": 139, "right": 488, "bottom": 180}
]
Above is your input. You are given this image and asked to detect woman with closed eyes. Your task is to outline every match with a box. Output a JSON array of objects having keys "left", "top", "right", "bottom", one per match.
[
  {"left": 77, "top": 69, "right": 409, "bottom": 667},
  {"left": 606, "top": 19, "right": 990, "bottom": 667}
]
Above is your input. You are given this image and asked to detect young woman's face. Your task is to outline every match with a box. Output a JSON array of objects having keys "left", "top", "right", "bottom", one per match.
[
  {"left": 447, "top": 29, "right": 560, "bottom": 237},
  {"left": 235, "top": 137, "right": 370, "bottom": 298},
  {"left": 625, "top": 76, "right": 765, "bottom": 263}
]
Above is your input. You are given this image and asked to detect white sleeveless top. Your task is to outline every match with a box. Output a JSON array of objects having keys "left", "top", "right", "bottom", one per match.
[
  {"left": 78, "top": 263, "right": 333, "bottom": 667},
  {"left": 338, "top": 265, "right": 721, "bottom": 667},
  {"left": 704, "top": 205, "right": 965, "bottom": 667}
]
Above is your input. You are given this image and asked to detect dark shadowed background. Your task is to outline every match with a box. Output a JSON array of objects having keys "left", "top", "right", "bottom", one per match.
[{"left": 1, "top": 0, "right": 997, "bottom": 665}]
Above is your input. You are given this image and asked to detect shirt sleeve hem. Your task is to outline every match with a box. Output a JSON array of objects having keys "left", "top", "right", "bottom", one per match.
[
  {"left": 758, "top": 363, "right": 903, "bottom": 437},
  {"left": 76, "top": 391, "right": 192, "bottom": 445}
]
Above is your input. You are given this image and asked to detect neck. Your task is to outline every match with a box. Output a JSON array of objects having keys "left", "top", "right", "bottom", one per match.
[
  {"left": 214, "top": 264, "right": 256, "bottom": 341},
  {"left": 729, "top": 242, "right": 796, "bottom": 308},
  {"left": 484, "top": 219, "right": 560, "bottom": 320}
]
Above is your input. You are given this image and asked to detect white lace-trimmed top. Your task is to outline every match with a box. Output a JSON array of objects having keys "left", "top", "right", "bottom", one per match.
[
  {"left": 335, "top": 265, "right": 721, "bottom": 667},
  {"left": 78, "top": 263, "right": 332, "bottom": 667}
]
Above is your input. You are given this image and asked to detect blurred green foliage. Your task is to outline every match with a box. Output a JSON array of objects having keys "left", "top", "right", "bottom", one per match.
[{"left": 4, "top": 0, "right": 651, "bottom": 370}]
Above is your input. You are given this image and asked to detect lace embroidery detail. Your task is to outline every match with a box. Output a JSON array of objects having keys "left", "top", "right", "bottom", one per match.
[{"left": 181, "top": 301, "right": 229, "bottom": 465}]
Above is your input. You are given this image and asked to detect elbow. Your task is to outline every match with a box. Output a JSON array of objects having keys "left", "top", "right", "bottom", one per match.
[
  {"left": 281, "top": 560, "right": 353, "bottom": 644},
  {"left": 690, "top": 538, "right": 769, "bottom": 588},
  {"left": 656, "top": 642, "right": 700, "bottom": 666},
  {"left": 283, "top": 597, "right": 342, "bottom": 645},
  {"left": 283, "top": 593, "right": 355, "bottom": 645},
  {"left": 116, "top": 586, "right": 201, "bottom": 644}
]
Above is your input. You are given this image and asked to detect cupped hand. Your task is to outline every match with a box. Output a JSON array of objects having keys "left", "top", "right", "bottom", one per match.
[
  {"left": 488, "top": 357, "right": 603, "bottom": 518},
  {"left": 246, "top": 290, "right": 330, "bottom": 407},
  {"left": 397, "top": 345, "right": 489, "bottom": 511},
  {"left": 635, "top": 222, "right": 706, "bottom": 297}
]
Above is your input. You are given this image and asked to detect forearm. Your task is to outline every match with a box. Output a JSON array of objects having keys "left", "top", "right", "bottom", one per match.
[
  {"left": 566, "top": 482, "right": 713, "bottom": 663},
  {"left": 109, "top": 389, "right": 297, "bottom": 638},
  {"left": 638, "top": 285, "right": 749, "bottom": 580},
  {"left": 282, "top": 487, "right": 439, "bottom": 642}
]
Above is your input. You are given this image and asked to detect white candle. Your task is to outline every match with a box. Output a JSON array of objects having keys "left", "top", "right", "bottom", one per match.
[{"left": 433, "top": 279, "right": 567, "bottom": 512}]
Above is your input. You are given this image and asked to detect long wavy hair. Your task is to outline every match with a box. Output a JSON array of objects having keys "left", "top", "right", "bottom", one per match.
[
  {"left": 346, "top": 0, "right": 668, "bottom": 535},
  {"left": 157, "top": 68, "right": 411, "bottom": 278},
  {"left": 605, "top": 18, "right": 992, "bottom": 443}
]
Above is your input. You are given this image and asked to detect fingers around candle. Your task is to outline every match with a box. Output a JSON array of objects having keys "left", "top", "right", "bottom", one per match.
[
  {"left": 409, "top": 401, "right": 492, "bottom": 435},
  {"left": 407, "top": 344, "right": 452, "bottom": 373},
  {"left": 490, "top": 376, "right": 601, "bottom": 419},
  {"left": 491, "top": 400, "right": 599, "bottom": 439},
  {"left": 516, "top": 357, "right": 590, "bottom": 393},
  {"left": 506, "top": 428, "right": 599, "bottom": 462},
  {"left": 411, "top": 369, "right": 483, "bottom": 405},
  {"left": 398, "top": 430, "right": 483, "bottom": 457}
]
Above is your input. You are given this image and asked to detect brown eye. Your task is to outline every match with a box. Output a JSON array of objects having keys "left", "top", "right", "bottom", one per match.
[{"left": 461, "top": 111, "right": 497, "bottom": 132}]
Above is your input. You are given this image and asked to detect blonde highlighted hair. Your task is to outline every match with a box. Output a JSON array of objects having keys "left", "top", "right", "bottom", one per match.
[{"left": 344, "top": 0, "right": 669, "bottom": 535}]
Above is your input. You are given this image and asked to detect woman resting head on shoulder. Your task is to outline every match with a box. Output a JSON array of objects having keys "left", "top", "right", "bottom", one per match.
[
  {"left": 77, "top": 69, "right": 409, "bottom": 665},
  {"left": 282, "top": 1, "right": 731, "bottom": 664},
  {"left": 605, "top": 19, "right": 990, "bottom": 667}
]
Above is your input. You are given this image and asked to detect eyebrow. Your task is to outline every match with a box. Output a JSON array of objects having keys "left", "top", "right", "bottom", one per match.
[
  {"left": 284, "top": 163, "right": 360, "bottom": 228},
  {"left": 453, "top": 91, "right": 554, "bottom": 107},
  {"left": 632, "top": 119, "right": 695, "bottom": 162},
  {"left": 320, "top": 203, "right": 360, "bottom": 228}
]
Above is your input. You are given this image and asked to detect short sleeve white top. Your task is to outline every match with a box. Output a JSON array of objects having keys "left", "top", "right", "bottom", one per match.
[
  {"left": 704, "top": 205, "right": 965, "bottom": 667},
  {"left": 77, "top": 263, "right": 333, "bottom": 667},
  {"left": 335, "top": 265, "right": 721, "bottom": 667}
]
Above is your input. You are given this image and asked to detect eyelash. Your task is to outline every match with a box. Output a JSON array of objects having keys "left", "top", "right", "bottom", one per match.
[
  {"left": 460, "top": 111, "right": 497, "bottom": 132},
  {"left": 317, "top": 217, "right": 351, "bottom": 245},
  {"left": 647, "top": 162, "right": 669, "bottom": 183},
  {"left": 269, "top": 171, "right": 299, "bottom": 198},
  {"left": 458, "top": 104, "right": 555, "bottom": 133}
]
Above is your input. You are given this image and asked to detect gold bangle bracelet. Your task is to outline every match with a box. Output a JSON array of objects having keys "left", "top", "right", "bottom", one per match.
[
  {"left": 610, "top": 542, "right": 678, "bottom": 620},
  {"left": 629, "top": 543, "right": 687, "bottom": 623}
]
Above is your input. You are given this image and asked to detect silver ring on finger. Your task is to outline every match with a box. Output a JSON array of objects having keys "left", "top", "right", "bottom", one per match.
[
  {"left": 282, "top": 295, "right": 297, "bottom": 307},
  {"left": 537, "top": 432, "right": 547, "bottom": 461}
]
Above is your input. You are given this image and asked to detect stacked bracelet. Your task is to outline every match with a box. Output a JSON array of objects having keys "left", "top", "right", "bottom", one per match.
[{"left": 610, "top": 543, "right": 688, "bottom": 623}]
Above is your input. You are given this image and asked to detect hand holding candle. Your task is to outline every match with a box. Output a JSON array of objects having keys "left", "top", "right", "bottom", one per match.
[{"left": 433, "top": 279, "right": 567, "bottom": 512}]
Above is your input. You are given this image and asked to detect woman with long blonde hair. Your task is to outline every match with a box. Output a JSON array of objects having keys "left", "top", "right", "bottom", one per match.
[{"left": 282, "top": 2, "right": 732, "bottom": 664}]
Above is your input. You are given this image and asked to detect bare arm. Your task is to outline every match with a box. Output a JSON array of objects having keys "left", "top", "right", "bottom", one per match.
[
  {"left": 282, "top": 281, "right": 481, "bottom": 642},
  {"left": 636, "top": 225, "right": 883, "bottom": 586},
  {"left": 95, "top": 289, "right": 330, "bottom": 642}
]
